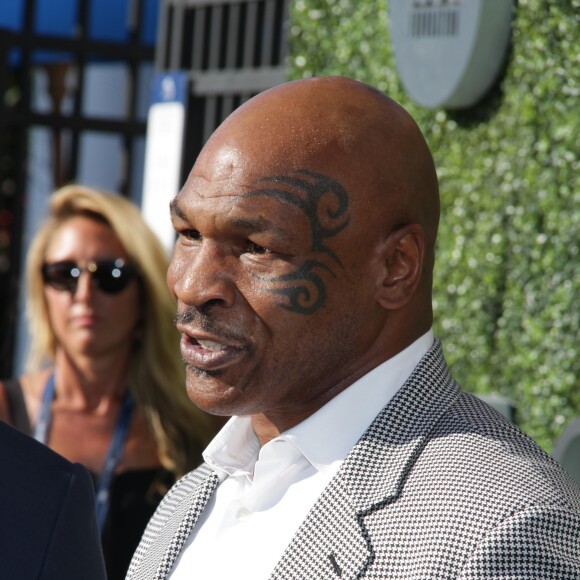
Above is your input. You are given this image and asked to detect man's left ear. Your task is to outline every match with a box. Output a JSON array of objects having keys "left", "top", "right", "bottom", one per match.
[{"left": 375, "top": 224, "right": 425, "bottom": 310}]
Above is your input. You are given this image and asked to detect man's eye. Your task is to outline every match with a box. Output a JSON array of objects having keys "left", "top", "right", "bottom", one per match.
[
  {"left": 180, "top": 229, "right": 201, "bottom": 241},
  {"left": 247, "top": 242, "right": 270, "bottom": 255}
]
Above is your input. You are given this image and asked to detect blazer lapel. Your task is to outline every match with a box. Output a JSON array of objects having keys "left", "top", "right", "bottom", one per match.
[
  {"left": 127, "top": 464, "right": 219, "bottom": 580},
  {"left": 272, "top": 339, "right": 461, "bottom": 579},
  {"left": 155, "top": 469, "right": 220, "bottom": 579}
]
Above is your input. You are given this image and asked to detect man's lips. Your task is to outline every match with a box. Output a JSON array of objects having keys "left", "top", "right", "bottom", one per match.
[{"left": 180, "top": 333, "right": 246, "bottom": 371}]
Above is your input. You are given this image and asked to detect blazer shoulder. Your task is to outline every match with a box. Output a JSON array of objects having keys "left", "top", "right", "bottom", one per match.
[{"left": 434, "top": 391, "right": 580, "bottom": 509}]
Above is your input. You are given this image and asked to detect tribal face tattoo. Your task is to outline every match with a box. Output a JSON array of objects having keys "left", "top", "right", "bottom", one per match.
[{"left": 241, "top": 169, "right": 350, "bottom": 315}]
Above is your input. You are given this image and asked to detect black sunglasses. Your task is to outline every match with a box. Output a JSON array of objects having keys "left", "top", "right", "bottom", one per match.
[{"left": 41, "top": 259, "right": 137, "bottom": 294}]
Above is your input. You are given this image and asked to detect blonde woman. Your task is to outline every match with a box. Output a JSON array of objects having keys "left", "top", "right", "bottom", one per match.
[{"left": 0, "top": 185, "right": 214, "bottom": 580}]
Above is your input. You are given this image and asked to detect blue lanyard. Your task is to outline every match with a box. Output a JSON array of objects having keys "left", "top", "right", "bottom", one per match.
[
  {"left": 34, "top": 373, "right": 134, "bottom": 535},
  {"left": 33, "top": 373, "right": 56, "bottom": 445}
]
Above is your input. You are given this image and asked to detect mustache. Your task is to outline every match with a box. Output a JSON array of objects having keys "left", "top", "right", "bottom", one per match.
[{"left": 174, "top": 307, "right": 247, "bottom": 345}]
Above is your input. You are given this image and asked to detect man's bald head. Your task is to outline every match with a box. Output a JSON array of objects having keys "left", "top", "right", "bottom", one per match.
[{"left": 195, "top": 76, "right": 439, "bottom": 262}]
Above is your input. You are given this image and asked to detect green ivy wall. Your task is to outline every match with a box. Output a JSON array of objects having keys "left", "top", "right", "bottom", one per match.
[{"left": 288, "top": 0, "right": 579, "bottom": 450}]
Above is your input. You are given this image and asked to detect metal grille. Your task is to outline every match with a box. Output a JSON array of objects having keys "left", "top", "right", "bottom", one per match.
[
  {"left": 155, "top": 0, "right": 289, "bottom": 181},
  {"left": 0, "top": 0, "right": 155, "bottom": 378}
]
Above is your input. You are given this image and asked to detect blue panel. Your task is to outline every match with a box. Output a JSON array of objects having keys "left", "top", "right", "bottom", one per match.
[
  {"left": 1, "top": 0, "right": 159, "bottom": 65},
  {"left": 35, "top": 0, "right": 77, "bottom": 36},
  {"left": 141, "top": 0, "right": 159, "bottom": 45},
  {"left": 0, "top": 0, "right": 24, "bottom": 31},
  {"left": 89, "top": 0, "right": 129, "bottom": 42},
  {"left": 88, "top": 0, "right": 159, "bottom": 44},
  {"left": 0, "top": 0, "right": 158, "bottom": 44}
]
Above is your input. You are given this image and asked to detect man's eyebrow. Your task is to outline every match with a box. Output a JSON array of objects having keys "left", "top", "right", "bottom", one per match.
[
  {"left": 169, "top": 197, "right": 187, "bottom": 220},
  {"left": 231, "top": 216, "right": 297, "bottom": 245},
  {"left": 230, "top": 216, "right": 276, "bottom": 232}
]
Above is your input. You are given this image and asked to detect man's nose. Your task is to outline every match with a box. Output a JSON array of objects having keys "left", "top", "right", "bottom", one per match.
[{"left": 171, "top": 242, "right": 236, "bottom": 310}]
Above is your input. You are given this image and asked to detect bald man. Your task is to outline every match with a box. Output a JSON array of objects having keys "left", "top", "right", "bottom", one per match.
[{"left": 127, "top": 77, "right": 580, "bottom": 579}]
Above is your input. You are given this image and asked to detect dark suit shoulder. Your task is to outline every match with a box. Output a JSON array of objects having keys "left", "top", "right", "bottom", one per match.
[
  {"left": 0, "top": 419, "right": 73, "bottom": 475},
  {"left": 0, "top": 420, "right": 106, "bottom": 580}
]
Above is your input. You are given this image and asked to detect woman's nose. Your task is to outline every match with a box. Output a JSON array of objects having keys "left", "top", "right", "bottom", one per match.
[{"left": 72, "top": 271, "right": 96, "bottom": 301}]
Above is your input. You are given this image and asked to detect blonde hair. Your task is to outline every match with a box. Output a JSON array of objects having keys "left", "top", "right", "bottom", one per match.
[{"left": 26, "top": 184, "right": 212, "bottom": 475}]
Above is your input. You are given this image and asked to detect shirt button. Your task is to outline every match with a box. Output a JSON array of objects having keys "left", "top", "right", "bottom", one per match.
[{"left": 236, "top": 507, "right": 251, "bottom": 521}]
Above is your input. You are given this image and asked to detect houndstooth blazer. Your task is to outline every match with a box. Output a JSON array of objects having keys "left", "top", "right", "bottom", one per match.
[{"left": 127, "top": 340, "right": 580, "bottom": 579}]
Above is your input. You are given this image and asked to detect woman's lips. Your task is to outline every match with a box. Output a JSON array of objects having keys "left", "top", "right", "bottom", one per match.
[
  {"left": 180, "top": 334, "right": 245, "bottom": 371},
  {"left": 70, "top": 314, "right": 99, "bottom": 327}
]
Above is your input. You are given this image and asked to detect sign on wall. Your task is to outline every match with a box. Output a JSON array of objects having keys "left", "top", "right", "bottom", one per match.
[
  {"left": 141, "top": 72, "right": 188, "bottom": 252},
  {"left": 389, "top": 0, "right": 514, "bottom": 109}
]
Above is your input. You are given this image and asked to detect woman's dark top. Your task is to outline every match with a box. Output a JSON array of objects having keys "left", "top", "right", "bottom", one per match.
[
  {"left": 99, "top": 467, "right": 175, "bottom": 580},
  {"left": 2, "top": 379, "right": 176, "bottom": 580}
]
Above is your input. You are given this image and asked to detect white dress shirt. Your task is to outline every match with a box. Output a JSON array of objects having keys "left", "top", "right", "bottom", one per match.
[{"left": 169, "top": 330, "right": 434, "bottom": 579}]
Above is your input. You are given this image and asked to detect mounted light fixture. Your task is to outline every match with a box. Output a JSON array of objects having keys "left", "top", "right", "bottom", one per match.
[{"left": 389, "top": 0, "right": 515, "bottom": 109}]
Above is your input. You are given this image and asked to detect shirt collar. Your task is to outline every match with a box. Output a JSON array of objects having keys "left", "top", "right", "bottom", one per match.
[
  {"left": 204, "top": 329, "right": 434, "bottom": 479},
  {"left": 203, "top": 415, "right": 260, "bottom": 480}
]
